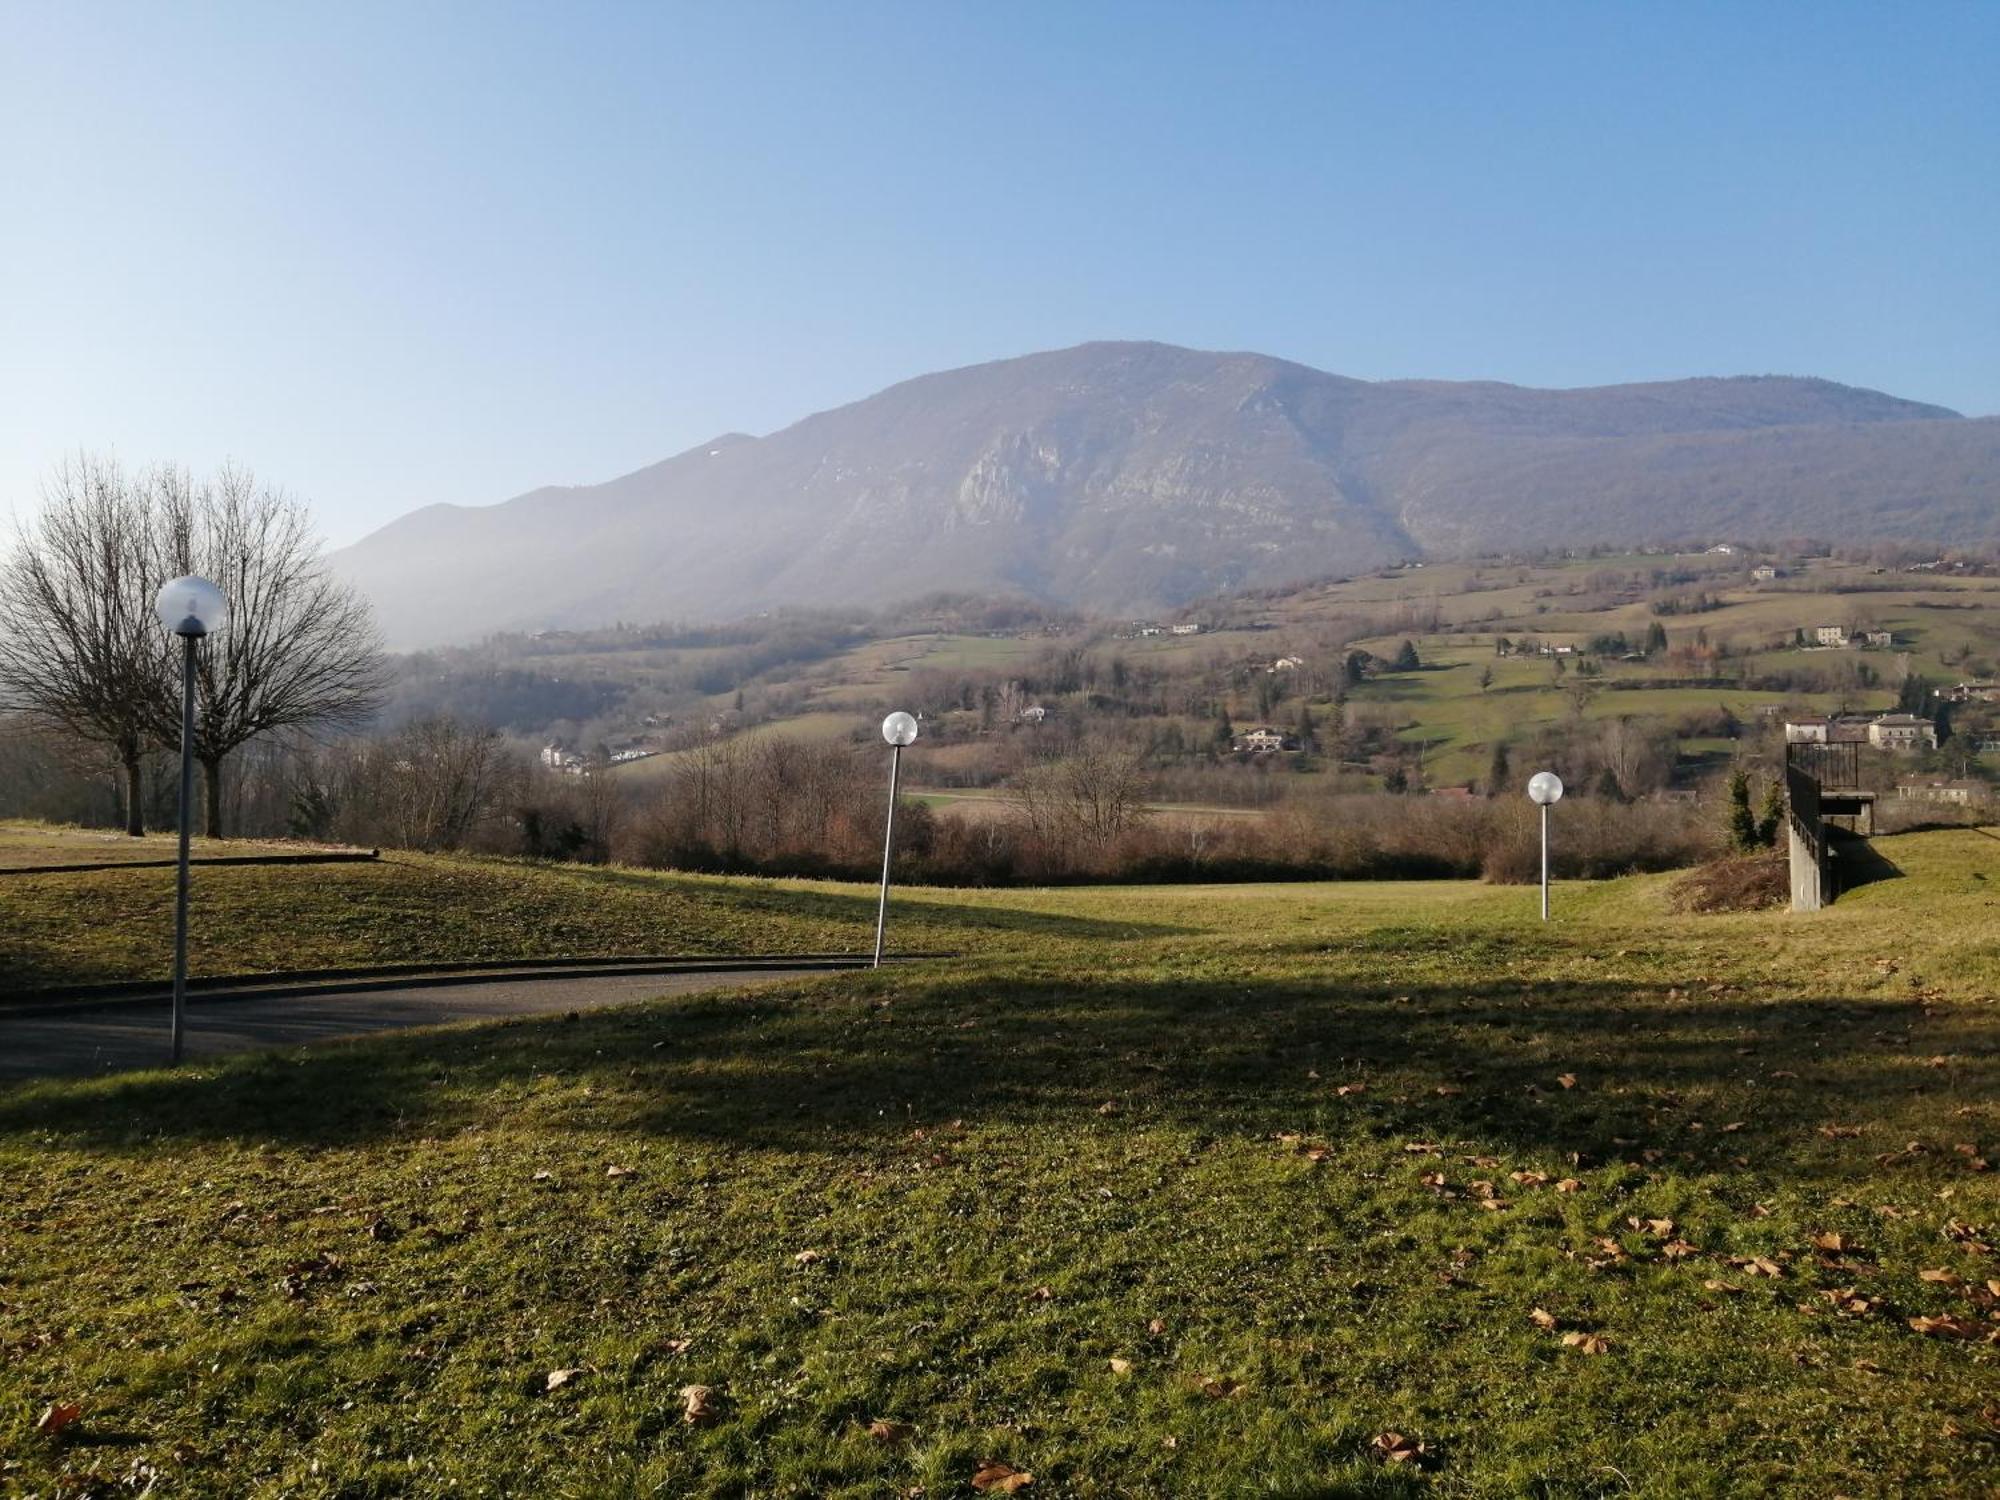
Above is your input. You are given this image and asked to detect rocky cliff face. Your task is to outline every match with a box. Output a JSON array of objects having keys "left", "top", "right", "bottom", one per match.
[{"left": 332, "top": 341, "right": 1997, "bottom": 646}]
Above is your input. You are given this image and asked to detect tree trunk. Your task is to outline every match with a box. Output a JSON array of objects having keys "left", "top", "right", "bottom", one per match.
[
  {"left": 122, "top": 752, "right": 145, "bottom": 837},
  {"left": 201, "top": 755, "right": 225, "bottom": 840}
]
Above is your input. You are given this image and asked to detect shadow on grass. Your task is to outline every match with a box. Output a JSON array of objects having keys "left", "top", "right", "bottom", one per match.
[
  {"left": 4, "top": 964, "right": 1983, "bottom": 1188},
  {"left": 531, "top": 862, "right": 1197, "bottom": 944},
  {"left": 1829, "top": 831, "right": 1902, "bottom": 895}
]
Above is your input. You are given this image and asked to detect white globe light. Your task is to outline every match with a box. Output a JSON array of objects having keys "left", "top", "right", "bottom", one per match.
[
  {"left": 1527, "top": 771, "right": 1564, "bottom": 806},
  {"left": 882, "top": 711, "right": 919, "bottom": 747},
  {"left": 155, "top": 575, "right": 226, "bottom": 638}
]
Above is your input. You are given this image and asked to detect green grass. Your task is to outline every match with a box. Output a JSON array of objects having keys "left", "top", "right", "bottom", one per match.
[
  {"left": 2, "top": 829, "right": 1996, "bottom": 1493},
  {"left": 0, "top": 853, "right": 1164, "bottom": 996}
]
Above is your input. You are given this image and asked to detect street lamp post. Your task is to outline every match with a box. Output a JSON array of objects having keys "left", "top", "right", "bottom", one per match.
[
  {"left": 1527, "top": 770, "right": 1564, "bottom": 922},
  {"left": 873, "top": 711, "right": 919, "bottom": 968},
  {"left": 155, "top": 575, "right": 226, "bottom": 1064}
]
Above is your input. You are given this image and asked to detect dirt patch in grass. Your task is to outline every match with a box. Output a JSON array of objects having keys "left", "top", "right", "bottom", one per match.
[{"left": 1666, "top": 852, "right": 1790, "bottom": 913}]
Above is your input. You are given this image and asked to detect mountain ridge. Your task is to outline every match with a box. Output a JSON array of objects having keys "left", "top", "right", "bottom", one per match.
[{"left": 332, "top": 341, "right": 1997, "bottom": 647}]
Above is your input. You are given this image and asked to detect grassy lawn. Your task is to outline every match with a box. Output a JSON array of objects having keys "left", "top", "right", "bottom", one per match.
[
  {"left": 1, "top": 831, "right": 1995, "bottom": 1494},
  {"left": 0, "top": 852, "right": 1163, "bottom": 996}
]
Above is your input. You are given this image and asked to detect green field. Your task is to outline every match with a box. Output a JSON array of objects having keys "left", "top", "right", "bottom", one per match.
[{"left": 3, "top": 827, "right": 1996, "bottom": 1493}]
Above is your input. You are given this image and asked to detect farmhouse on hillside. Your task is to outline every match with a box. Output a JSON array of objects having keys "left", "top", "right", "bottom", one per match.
[{"left": 1233, "top": 726, "right": 1291, "bottom": 753}]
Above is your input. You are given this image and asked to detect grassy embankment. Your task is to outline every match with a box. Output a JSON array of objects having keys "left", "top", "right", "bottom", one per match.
[{"left": 1, "top": 827, "right": 1995, "bottom": 1494}]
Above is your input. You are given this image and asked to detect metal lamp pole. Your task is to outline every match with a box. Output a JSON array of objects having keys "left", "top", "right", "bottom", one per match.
[
  {"left": 170, "top": 631, "right": 198, "bottom": 1061},
  {"left": 1527, "top": 771, "right": 1564, "bottom": 924},
  {"left": 155, "top": 575, "right": 226, "bottom": 1065},
  {"left": 873, "top": 712, "right": 919, "bottom": 968}
]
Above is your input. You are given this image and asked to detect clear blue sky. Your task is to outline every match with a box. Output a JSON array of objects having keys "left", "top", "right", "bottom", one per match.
[{"left": 4, "top": 1, "right": 1995, "bottom": 546}]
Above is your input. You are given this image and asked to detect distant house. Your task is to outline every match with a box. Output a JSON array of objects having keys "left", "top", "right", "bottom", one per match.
[
  {"left": 539, "top": 743, "right": 586, "bottom": 775},
  {"left": 1751, "top": 565, "right": 1780, "bottom": 582},
  {"left": 1707, "top": 544, "right": 1739, "bottom": 556},
  {"left": 1270, "top": 655, "right": 1305, "bottom": 673},
  {"left": 1813, "top": 625, "right": 1850, "bottom": 647},
  {"left": 1784, "top": 717, "right": 1830, "bottom": 744},
  {"left": 1867, "top": 714, "right": 1937, "bottom": 752},
  {"left": 1939, "top": 681, "right": 2000, "bottom": 704},
  {"left": 1859, "top": 629, "right": 1895, "bottom": 649},
  {"left": 1975, "top": 737, "right": 2000, "bottom": 755},
  {"left": 1233, "top": 727, "right": 1290, "bottom": 753},
  {"left": 1170, "top": 622, "right": 1202, "bottom": 636},
  {"left": 1896, "top": 779, "right": 1988, "bottom": 806},
  {"left": 1016, "top": 704, "right": 1049, "bottom": 724}
]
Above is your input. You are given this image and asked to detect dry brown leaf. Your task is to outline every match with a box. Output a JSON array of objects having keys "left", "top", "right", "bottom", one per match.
[
  {"left": 1561, "top": 1331, "right": 1611, "bottom": 1354},
  {"left": 1198, "top": 1375, "right": 1242, "bottom": 1399},
  {"left": 1109, "top": 1356, "right": 1134, "bottom": 1375},
  {"left": 793, "top": 1249, "right": 823, "bottom": 1266},
  {"left": 35, "top": 1402, "right": 81, "bottom": 1438},
  {"left": 1811, "top": 1231, "right": 1849, "bottom": 1253},
  {"left": 1336, "top": 1083, "right": 1367, "bottom": 1097},
  {"left": 1510, "top": 1171, "right": 1550, "bottom": 1188},
  {"left": 1746, "top": 1256, "right": 1784, "bottom": 1278},
  {"left": 531, "top": 1169, "right": 554, "bottom": 1182},
  {"left": 866, "top": 1419, "right": 914, "bottom": 1445},
  {"left": 1821, "top": 1287, "right": 1879, "bottom": 1317},
  {"left": 1147, "top": 1317, "right": 1168, "bottom": 1335},
  {"left": 1434, "top": 1085, "right": 1464, "bottom": 1098},
  {"left": 971, "top": 1460, "right": 1034, "bottom": 1492},
  {"left": 545, "top": 1368, "right": 585, "bottom": 1392},
  {"left": 1529, "top": 1307, "right": 1559, "bottom": 1329},
  {"left": 1703, "top": 1279, "right": 1744, "bottom": 1295},
  {"left": 1908, "top": 1314, "right": 1979, "bottom": 1340},
  {"left": 1028, "top": 1285, "right": 1055, "bottom": 1302},
  {"left": 1370, "top": 1431, "right": 1426, "bottom": 1465},
  {"left": 605, "top": 1165, "right": 635, "bottom": 1179},
  {"left": 1556, "top": 1178, "right": 1584, "bottom": 1193},
  {"left": 1557, "top": 1074, "right": 1578, "bottom": 1089},
  {"left": 680, "top": 1384, "right": 723, "bottom": 1424},
  {"left": 1918, "top": 1268, "right": 1961, "bottom": 1286}
]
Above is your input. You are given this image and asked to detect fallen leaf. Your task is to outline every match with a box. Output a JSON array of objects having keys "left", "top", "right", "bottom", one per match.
[
  {"left": 793, "top": 1249, "right": 823, "bottom": 1266},
  {"left": 1556, "top": 1178, "right": 1584, "bottom": 1193},
  {"left": 545, "top": 1368, "right": 585, "bottom": 1392},
  {"left": 1147, "top": 1317, "right": 1168, "bottom": 1335},
  {"left": 1746, "top": 1256, "right": 1784, "bottom": 1278},
  {"left": 1510, "top": 1171, "right": 1550, "bottom": 1188},
  {"left": 1561, "top": 1331, "right": 1611, "bottom": 1354},
  {"left": 1529, "top": 1307, "right": 1560, "bottom": 1329},
  {"left": 1198, "top": 1376, "right": 1242, "bottom": 1399},
  {"left": 866, "top": 1419, "right": 914, "bottom": 1444},
  {"left": 605, "top": 1165, "right": 635, "bottom": 1179},
  {"left": 1909, "top": 1314, "right": 1979, "bottom": 1340},
  {"left": 971, "top": 1460, "right": 1034, "bottom": 1492},
  {"left": 1028, "top": 1285, "right": 1054, "bottom": 1302},
  {"left": 1811, "top": 1232, "right": 1849, "bottom": 1253},
  {"left": 1918, "top": 1268, "right": 1961, "bottom": 1286},
  {"left": 35, "top": 1402, "right": 81, "bottom": 1438},
  {"left": 530, "top": 1170, "right": 554, "bottom": 1182},
  {"left": 1109, "top": 1356, "right": 1134, "bottom": 1375},
  {"left": 1557, "top": 1074, "right": 1579, "bottom": 1090},
  {"left": 680, "top": 1384, "right": 723, "bottom": 1424},
  {"left": 1371, "top": 1430, "right": 1426, "bottom": 1465},
  {"left": 1703, "top": 1279, "right": 1745, "bottom": 1295},
  {"left": 1336, "top": 1083, "right": 1367, "bottom": 1097}
]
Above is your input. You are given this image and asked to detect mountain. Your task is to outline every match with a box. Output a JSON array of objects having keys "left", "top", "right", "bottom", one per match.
[{"left": 331, "top": 342, "right": 2000, "bottom": 647}]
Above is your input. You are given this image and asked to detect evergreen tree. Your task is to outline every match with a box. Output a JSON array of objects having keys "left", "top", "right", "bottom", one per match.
[
  {"left": 1645, "top": 620, "right": 1669, "bottom": 654},
  {"left": 1486, "top": 739, "right": 1511, "bottom": 797},
  {"left": 1725, "top": 768, "right": 1758, "bottom": 851},
  {"left": 1392, "top": 639, "right": 1421, "bottom": 672},
  {"left": 1756, "top": 779, "right": 1786, "bottom": 848},
  {"left": 1293, "top": 702, "right": 1316, "bottom": 753}
]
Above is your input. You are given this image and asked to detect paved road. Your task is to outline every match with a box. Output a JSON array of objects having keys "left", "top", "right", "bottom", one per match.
[{"left": 0, "top": 967, "right": 833, "bottom": 1083}]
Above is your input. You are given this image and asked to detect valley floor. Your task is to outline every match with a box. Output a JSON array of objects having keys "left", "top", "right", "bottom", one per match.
[{"left": 1, "top": 830, "right": 1996, "bottom": 1495}]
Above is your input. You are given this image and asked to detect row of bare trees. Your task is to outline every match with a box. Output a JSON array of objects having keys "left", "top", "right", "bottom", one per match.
[{"left": 0, "top": 455, "right": 386, "bottom": 835}]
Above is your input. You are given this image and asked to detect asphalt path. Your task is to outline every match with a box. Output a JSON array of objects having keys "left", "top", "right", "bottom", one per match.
[{"left": 0, "top": 966, "right": 832, "bottom": 1083}]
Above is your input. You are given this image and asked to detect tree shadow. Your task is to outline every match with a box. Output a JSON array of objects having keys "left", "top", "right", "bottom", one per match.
[{"left": 4, "top": 965, "right": 1982, "bottom": 1193}]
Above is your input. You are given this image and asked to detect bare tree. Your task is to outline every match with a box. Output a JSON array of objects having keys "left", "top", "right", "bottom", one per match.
[
  {"left": 0, "top": 456, "right": 173, "bottom": 834},
  {"left": 151, "top": 466, "right": 389, "bottom": 836}
]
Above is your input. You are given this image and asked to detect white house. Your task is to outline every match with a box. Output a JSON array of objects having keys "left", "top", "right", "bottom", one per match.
[
  {"left": 1752, "top": 565, "right": 1780, "bottom": 582},
  {"left": 1171, "top": 623, "right": 1202, "bottom": 636},
  {"left": 1233, "top": 727, "right": 1289, "bottom": 753},
  {"left": 1814, "top": 625, "right": 1850, "bottom": 647},
  {"left": 1867, "top": 714, "right": 1937, "bottom": 752},
  {"left": 1270, "top": 655, "right": 1305, "bottom": 673},
  {"left": 1016, "top": 704, "right": 1049, "bottom": 724}
]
